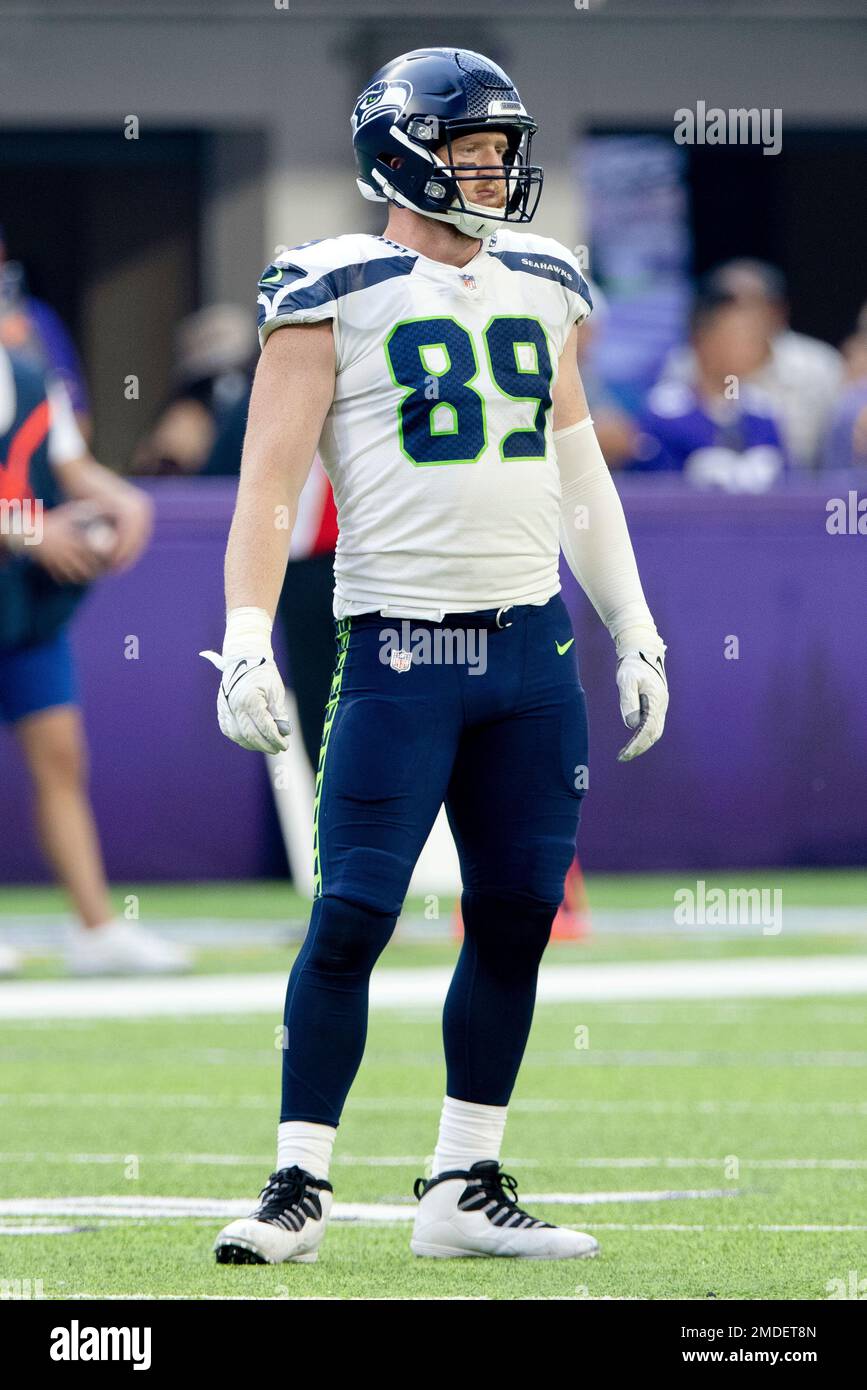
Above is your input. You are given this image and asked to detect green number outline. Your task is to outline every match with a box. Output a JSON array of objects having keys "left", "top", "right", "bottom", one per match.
[
  {"left": 482, "top": 314, "right": 554, "bottom": 463},
  {"left": 384, "top": 315, "right": 486, "bottom": 467},
  {"left": 512, "top": 341, "right": 539, "bottom": 374}
]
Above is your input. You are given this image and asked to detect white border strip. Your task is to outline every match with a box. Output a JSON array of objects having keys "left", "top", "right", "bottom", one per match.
[
  {"left": 3, "top": 956, "right": 867, "bottom": 1019},
  {"left": 0, "top": 1190, "right": 740, "bottom": 1224}
]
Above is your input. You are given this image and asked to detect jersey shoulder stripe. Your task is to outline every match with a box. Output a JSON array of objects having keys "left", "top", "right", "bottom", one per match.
[
  {"left": 487, "top": 229, "right": 592, "bottom": 320},
  {"left": 257, "top": 234, "right": 417, "bottom": 343},
  {"left": 260, "top": 254, "right": 416, "bottom": 318},
  {"left": 488, "top": 247, "right": 588, "bottom": 295}
]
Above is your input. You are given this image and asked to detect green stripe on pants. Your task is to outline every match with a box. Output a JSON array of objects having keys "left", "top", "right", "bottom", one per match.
[{"left": 312, "top": 617, "right": 351, "bottom": 899}]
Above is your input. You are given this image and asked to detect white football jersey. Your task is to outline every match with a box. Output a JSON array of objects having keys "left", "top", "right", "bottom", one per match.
[{"left": 257, "top": 228, "right": 592, "bottom": 618}]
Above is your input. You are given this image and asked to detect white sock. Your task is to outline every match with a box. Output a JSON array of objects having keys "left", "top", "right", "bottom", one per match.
[
  {"left": 431, "top": 1096, "right": 508, "bottom": 1176},
  {"left": 277, "top": 1121, "right": 336, "bottom": 1182}
]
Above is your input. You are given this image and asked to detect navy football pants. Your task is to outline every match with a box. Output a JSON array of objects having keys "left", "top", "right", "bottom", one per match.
[{"left": 281, "top": 594, "right": 588, "bottom": 1126}]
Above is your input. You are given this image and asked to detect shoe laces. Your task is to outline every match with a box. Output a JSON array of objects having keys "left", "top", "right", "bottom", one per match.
[
  {"left": 254, "top": 1166, "right": 325, "bottom": 1229},
  {"left": 459, "top": 1161, "right": 551, "bottom": 1230}
]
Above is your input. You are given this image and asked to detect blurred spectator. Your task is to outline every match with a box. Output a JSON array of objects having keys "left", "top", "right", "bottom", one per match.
[
  {"left": 575, "top": 280, "right": 638, "bottom": 469},
  {"left": 0, "top": 342, "right": 186, "bottom": 977},
  {"left": 205, "top": 392, "right": 338, "bottom": 773},
  {"left": 0, "top": 225, "right": 92, "bottom": 439},
  {"left": 661, "top": 259, "right": 842, "bottom": 469},
  {"left": 132, "top": 304, "right": 256, "bottom": 475},
  {"left": 821, "top": 329, "right": 867, "bottom": 470},
  {"left": 627, "top": 290, "right": 787, "bottom": 492}
]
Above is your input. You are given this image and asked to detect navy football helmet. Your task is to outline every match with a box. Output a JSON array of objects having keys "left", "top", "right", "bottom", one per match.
[{"left": 351, "top": 47, "right": 543, "bottom": 239}]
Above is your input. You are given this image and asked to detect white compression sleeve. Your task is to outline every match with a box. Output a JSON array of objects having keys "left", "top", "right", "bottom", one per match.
[{"left": 555, "top": 417, "right": 661, "bottom": 656}]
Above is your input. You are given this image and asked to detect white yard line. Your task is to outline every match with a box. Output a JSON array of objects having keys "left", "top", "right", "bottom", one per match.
[
  {"left": 3, "top": 955, "right": 867, "bottom": 1019},
  {"left": 3, "top": 906, "right": 864, "bottom": 947},
  {"left": 0, "top": 1151, "right": 863, "bottom": 1169},
  {"left": 3, "top": 1197, "right": 866, "bottom": 1237},
  {"left": 2, "top": 1093, "right": 866, "bottom": 1115},
  {"left": 574, "top": 1223, "right": 867, "bottom": 1233},
  {"left": 0, "top": 1189, "right": 739, "bottom": 1225}
]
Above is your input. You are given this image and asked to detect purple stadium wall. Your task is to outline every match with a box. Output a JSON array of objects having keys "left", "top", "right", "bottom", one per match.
[{"left": 1, "top": 477, "right": 864, "bottom": 882}]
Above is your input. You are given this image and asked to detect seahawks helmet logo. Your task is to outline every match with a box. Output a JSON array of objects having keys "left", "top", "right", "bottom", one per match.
[{"left": 352, "top": 79, "right": 413, "bottom": 134}]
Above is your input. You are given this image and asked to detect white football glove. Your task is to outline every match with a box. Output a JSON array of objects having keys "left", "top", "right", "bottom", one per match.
[
  {"left": 200, "top": 606, "right": 290, "bottom": 755},
  {"left": 614, "top": 628, "right": 668, "bottom": 762}
]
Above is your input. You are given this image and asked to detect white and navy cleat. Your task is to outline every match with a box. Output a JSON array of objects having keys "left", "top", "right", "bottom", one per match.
[
  {"left": 214, "top": 1166, "right": 333, "bottom": 1265},
  {"left": 411, "top": 1159, "right": 600, "bottom": 1260}
]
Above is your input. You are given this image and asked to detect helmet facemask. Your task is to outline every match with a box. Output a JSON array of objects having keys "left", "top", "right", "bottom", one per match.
[
  {"left": 364, "top": 114, "right": 543, "bottom": 239},
  {"left": 424, "top": 121, "right": 543, "bottom": 237}
]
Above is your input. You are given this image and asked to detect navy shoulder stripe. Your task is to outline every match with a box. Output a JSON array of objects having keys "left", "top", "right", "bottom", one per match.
[
  {"left": 261, "top": 253, "right": 417, "bottom": 319},
  {"left": 489, "top": 250, "right": 592, "bottom": 306}
]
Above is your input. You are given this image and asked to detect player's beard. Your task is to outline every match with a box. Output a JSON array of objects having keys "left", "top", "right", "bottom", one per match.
[
  {"left": 451, "top": 183, "right": 507, "bottom": 227},
  {"left": 461, "top": 178, "right": 507, "bottom": 210}
]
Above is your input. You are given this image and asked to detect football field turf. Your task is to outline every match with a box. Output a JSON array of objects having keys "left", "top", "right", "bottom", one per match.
[{"left": 1, "top": 870, "right": 865, "bottom": 1300}]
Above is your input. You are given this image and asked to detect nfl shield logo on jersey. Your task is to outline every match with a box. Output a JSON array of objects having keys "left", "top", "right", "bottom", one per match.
[
  {"left": 460, "top": 272, "right": 477, "bottom": 291},
  {"left": 390, "top": 648, "right": 412, "bottom": 674}
]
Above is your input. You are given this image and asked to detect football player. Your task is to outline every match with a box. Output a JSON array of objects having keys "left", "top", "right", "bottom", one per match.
[
  {"left": 204, "top": 47, "right": 668, "bottom": 1264},
  {"left": 0, "top": 346, "right": 185, "bottom": 976}
]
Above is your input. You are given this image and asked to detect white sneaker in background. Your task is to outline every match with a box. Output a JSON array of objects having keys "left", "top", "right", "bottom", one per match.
[
  {"left": 0, "top": 943, "right": 23, "bottom": 977},
  {"left": 65, "top": 920, "right": 193, "bottom": 976}
]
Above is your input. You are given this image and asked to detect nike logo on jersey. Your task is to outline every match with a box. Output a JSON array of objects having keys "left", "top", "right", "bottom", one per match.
[
  {"left": 261, "top": 267, "right": 285, "bottom": 284},
  {"left": 555, "top": 638, "right": 574, "bottom": 656}
]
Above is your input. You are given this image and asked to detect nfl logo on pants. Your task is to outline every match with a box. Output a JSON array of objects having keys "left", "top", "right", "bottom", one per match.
[{"left": 390, "top": 648, "right": 412, "bottom": 673}]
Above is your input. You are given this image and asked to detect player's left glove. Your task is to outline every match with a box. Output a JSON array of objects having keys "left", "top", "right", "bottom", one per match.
[
  {"left": 614, "top": 628, "right": 668, "bottom": 762},
  {"left": 200, "top": 606, "right": 290, "bottom": 755}
]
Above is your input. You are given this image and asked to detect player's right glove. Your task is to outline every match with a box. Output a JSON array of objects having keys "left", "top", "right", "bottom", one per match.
[{"left": 200, "top": 606, "right": 290, "bottom": 755}]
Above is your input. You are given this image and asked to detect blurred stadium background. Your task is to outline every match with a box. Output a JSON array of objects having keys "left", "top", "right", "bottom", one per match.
[{"left": 0, "top": 0, "right": 866, "bottom": 1300}]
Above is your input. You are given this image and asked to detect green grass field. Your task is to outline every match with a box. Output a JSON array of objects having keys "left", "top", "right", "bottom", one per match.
[{"left": 1, "top": 870, "right": 866, "bottom": 1300}]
